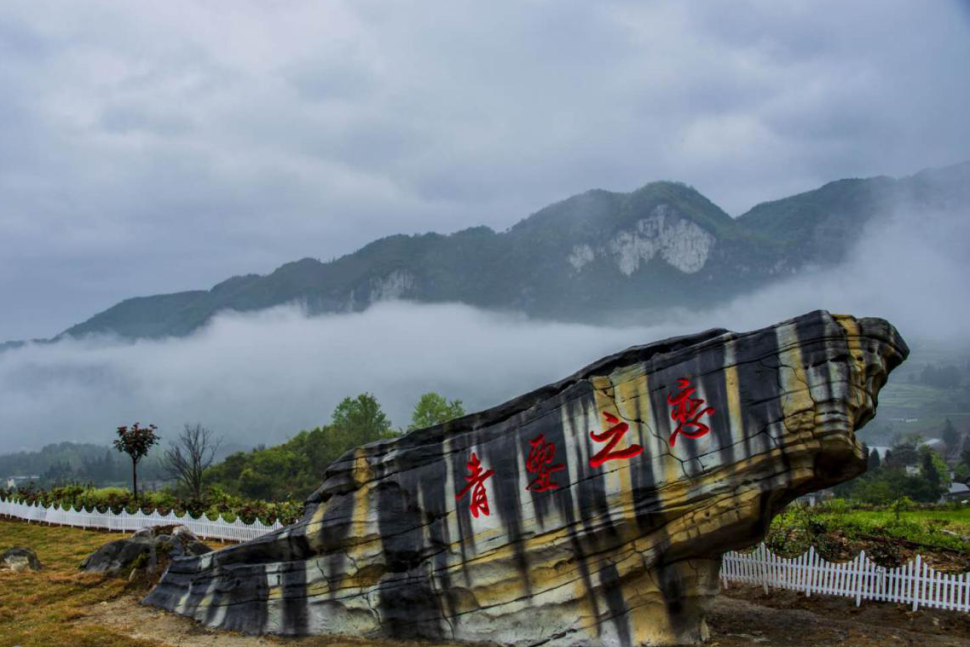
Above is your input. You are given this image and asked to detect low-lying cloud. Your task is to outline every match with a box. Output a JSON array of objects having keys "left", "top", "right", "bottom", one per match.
[
  {"left": 1, "top": 204, "right": 967, "bottom": 452},
  {"left": 0, "top": 303, "right": 664, "bottom": 452}
]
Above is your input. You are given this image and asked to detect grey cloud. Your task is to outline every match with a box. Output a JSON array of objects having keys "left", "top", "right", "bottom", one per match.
[
  {"left": 0, "top": 198, "right": 967, "bottom": 451},
  {"left": 0, "top": 303, "right": 657, "bottom": 452},
  {"left": 0, "top": 1, "right": 969, "bottom": 340},
  {"left": 99, "top": 104, "right": 193, "bottom": 136}
]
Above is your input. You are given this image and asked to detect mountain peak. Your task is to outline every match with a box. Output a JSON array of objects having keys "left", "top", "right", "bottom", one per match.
[{"left": 29, "top": 160, "right": 968, "bottom": 343}]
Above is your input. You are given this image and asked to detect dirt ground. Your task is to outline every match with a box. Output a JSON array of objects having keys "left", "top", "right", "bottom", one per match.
[
  {"left": 80, "top": 585, "right": 970, "bottom": 647},
  {"left": 81, "top": 595, "right": 459, "bottom": 647},
  {"left": 10, "top": 518, "right": 970, "bottom": 646},
  {"left": 713, "top": 585, "right": 970, "bottom": 646}
]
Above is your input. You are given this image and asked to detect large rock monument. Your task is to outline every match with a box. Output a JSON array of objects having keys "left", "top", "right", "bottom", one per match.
[{"left": 146, "top": 310, "right": 907, "bottom": 646}]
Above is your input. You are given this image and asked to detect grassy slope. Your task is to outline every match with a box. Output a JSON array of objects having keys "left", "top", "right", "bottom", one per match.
[
  {"left": 0, "top": 519, "right": 232, "bottom": 647},
  {"left": 0, "top": 519, "right": 158, "bottom": 647},
  {"left": 0, "top": 519, "right": 441, "bottom": 647},
  {"left": 768, "top": 505, "right": 970, "bottom": 564},
  {"left": 854, "top": 350, "right": 970, "bottom": 446},
  {"left": 830, "top": 508, "right": 970, "bottom": 549}
]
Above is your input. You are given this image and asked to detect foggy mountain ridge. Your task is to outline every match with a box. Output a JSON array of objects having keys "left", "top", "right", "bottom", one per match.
[
  {"left": 11, "top": 160, "right": 967, "bottom": 347},
  {"left": 1, "top": 167, "right": 968, "bottom": 450}
]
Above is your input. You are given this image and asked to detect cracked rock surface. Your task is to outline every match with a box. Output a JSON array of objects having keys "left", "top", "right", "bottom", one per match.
[{"left": 145, "top": 310, "right": 907, "bottom": 647}]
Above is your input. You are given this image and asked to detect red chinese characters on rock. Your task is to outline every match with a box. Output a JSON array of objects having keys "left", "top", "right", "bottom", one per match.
[
  {"left": 667, "top": 377, "right": 715, "bottom": 447},
  {"left": 525, "top": 433, "right": 564, "bottom": 492},
  {"left": 588, "top": 411, "right": 644, "bottom": 468},
  {"left": 456, "top": 452, "right": 495, "bottom": 518}
]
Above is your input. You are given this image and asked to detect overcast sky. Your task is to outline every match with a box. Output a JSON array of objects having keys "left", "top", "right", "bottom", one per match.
[
  {"left": 1, "top": 1, "right": 969, "bottom": 341},
  {"left": 3, "top": 197, "right": 967, "bottom": 451}
]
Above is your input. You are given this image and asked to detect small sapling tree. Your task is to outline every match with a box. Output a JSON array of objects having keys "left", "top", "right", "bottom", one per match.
[
  {"left": 113, "top": 422, "right": 160, "bottom": 500},
  {"left": 164, "top": 423, "right": 221, "bottom": 502}
]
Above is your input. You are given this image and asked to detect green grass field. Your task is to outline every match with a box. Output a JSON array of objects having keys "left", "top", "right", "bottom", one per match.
[
  {"left": 0, "top": 519, "right": 416, "bottom": 647},
  {"left": 856, "top": 379, "right": 970, "bottom": 446},
  {"left": 0, "top": 519, "right": 244, "bottom": 646},
  {"left": 767, "top": 503, "right": 970, "bottom": 566},
  {"left": 877, "top": 382, "right": 970, "bottom": 419},
  {"left": 0, "top": 519, "right": 156, "bottom": 647}
]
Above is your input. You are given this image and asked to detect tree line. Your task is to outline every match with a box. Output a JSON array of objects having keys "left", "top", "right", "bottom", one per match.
[
  {"left": 0, "top": 442, "right": 167, "bottom": 488},
  {"left": 202, "top": 392, "right": 464, "bottom": 500},
  {"left": 836, "top": 424, "right": 963, "bottom": 504},
  {"left": 107, "top": 391, "right": 465, "bottom": 503}
]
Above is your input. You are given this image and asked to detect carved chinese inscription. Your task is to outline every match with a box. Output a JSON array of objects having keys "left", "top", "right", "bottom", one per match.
[
  {"left": 525, "top": 433, "right": 564, "bottom": 492},
  {"left": 588, "top": 411, "right": 644, "bottom": 468},
  {"left": 456, "top": 451, "right": 494, "bottom": 517},
  {"left": 667, "top": 377, "right": 715, "bottom": 446}
]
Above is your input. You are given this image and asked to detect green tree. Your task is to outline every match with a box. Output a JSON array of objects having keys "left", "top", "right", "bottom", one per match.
[
  {"left": 853, "top": 477, "right": 896, "bottom": 505},
  {"left": 942, "top": 418, "right": 961, "bottom": 456},
  {"left": 867, "top": 447, "right": 881, "bottom": 471},
  {"left": 885, "top": 434, "right": 921, "bottom": 468},
  {"left": 919, "top": 446, "right": 951, "bottom": 500},
  {"left": 892, "top": 495, "right": 914, "bottom": 521},
  {"left": 331, "top": 393, "right": 394, "bottom": 442},
  {"left": 204, "top": 393, "right": 398, "bottom": 501},
  {"left": 954, "top": 462, "right": 970, "bottom": 485},
  {"left": 408, "top": 392, "right": 466, "bottom": 431},
  {"left": 112, "top": 423, "right": 160, "bottom": 500},
  {"left": 237, "top": 467, "right": 276, "bottom": 500}
]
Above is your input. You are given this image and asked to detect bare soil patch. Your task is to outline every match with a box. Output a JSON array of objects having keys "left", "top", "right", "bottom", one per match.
[
  {"left": 82, "top": 593, "right": 466, "bottom": 647},
  {"left": 712, "top": 584, "right": 970, "bottom": 646},
  {"left": 80, "top": 586, "right": 970, "bottom": 647}
]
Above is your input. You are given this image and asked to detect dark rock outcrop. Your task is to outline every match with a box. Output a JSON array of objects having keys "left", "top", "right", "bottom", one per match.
[
  {"left": 2, "top": 546, "right": 43, "bottom": 571},
  {"left": 82, "top": 525, "right": 210, "bottom": 577},
  {"left": 146, "top": 311, "right": 907, "bottom": 646}
]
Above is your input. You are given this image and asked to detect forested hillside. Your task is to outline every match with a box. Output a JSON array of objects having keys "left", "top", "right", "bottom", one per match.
[
  {"left": 23, "top": 161, "right": 965, "bottom": 343},
  {"left": 0, "top": 442, "right": 166, "bottom": 487}
]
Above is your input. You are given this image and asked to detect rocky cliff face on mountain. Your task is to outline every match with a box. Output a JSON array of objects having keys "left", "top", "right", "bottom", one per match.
[
  {"left": 39, "top": 160, "right": 968, "bottom": 341},
  {"left": 145, "top": 310, "right": 908, "bottom": 646}
]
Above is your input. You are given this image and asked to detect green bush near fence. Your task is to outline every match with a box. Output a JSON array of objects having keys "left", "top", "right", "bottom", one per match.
[{"left": 767, "top": 500, "right": 970, "bottom": 557}]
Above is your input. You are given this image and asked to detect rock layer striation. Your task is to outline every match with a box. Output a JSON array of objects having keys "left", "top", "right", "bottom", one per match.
[{"left": 146, "top": 310, "right": 908, "bottom": 646}]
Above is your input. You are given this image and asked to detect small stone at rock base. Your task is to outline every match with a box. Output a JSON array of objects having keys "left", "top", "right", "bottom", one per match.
[
  {"left": 80, "top": 524, "right": 211, "bottom": 577},
  {"left": 1, "top": 547, "right": 43, "bottom": 572}
]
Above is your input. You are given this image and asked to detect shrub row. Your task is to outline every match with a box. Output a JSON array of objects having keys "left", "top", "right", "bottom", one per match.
[{"left": 0, "top": 484, "right": 303, "bottom": 526}]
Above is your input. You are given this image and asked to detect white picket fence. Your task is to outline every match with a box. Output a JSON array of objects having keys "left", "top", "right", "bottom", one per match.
[
  {"left": 3, "top": 497, "right": 968, "bottom": 612},
  {"left": 722, "top": 543, "right": 970, "bottom": 612},
  {"left": 0, "top": 497, "right": 285, "bottom": 542}
]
